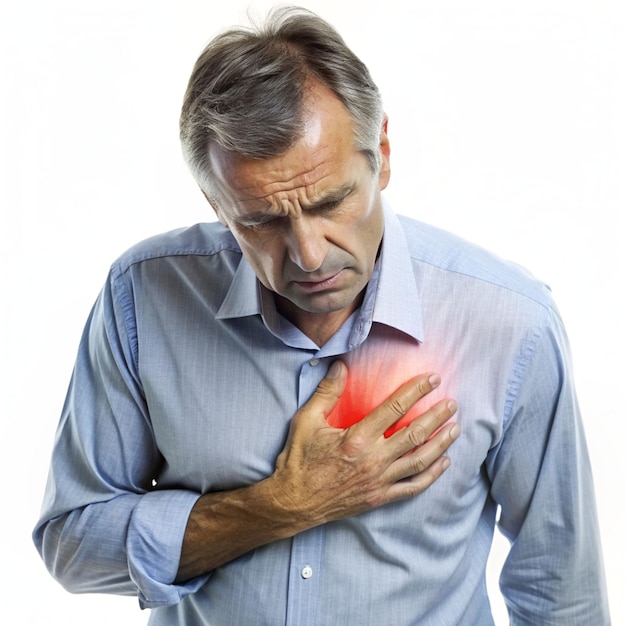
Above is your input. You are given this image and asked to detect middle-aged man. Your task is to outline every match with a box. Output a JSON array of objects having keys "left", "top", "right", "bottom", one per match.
[{"left": 34, "top": 6, "right": 610, "bottom": 625}]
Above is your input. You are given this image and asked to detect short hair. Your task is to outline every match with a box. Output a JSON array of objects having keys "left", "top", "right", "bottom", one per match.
[{"left": 179, "top": 6, "right": 385, "bottom": 198}]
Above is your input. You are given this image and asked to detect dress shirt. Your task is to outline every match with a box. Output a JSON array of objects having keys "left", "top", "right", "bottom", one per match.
[{"left": 34, "top": 204, "right": 609, "bottom": 625}]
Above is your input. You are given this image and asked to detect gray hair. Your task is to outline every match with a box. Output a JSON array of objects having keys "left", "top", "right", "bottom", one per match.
[{"left": 179, "top": 6, "right": 385, "bottom": 197}]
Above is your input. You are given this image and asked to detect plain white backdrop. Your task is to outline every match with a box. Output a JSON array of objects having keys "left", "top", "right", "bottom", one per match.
[{"left": 1, "top": 1, "right": 623, "bottom": 624}]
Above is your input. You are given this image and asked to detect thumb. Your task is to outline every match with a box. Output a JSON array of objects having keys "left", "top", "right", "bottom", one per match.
[
  {"left": 293, "top": 360, "right": 348, "bottom": 427},
  {"left": 276, "top": 361, "right": 347, "bottom": 469}
]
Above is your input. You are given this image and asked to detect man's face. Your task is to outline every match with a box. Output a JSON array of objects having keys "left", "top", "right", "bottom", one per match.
[{"left": 207, "top": 81, "right": 391, "bottom": 341}]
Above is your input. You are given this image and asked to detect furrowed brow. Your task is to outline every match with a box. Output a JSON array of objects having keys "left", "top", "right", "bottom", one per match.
[
  {"left": 306, "top": 184, "right": 354, "bottom": 210},
  {"left": 231, "top": 184, "right": 355, "bottom": 227}
]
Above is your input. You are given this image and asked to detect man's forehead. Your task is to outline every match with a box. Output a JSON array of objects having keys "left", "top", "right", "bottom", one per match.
[{"left": 207, "top": 142, "right": 364, "bottom": 214}]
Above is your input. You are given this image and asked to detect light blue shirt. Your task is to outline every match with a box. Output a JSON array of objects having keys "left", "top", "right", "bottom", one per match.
[{"left": 34, "top": 205, "right": 609, "bottom": 625}]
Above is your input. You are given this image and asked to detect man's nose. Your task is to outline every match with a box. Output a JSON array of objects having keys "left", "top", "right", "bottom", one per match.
[{"left": 285, "top": 216, "right": 328, "bottom": 272}]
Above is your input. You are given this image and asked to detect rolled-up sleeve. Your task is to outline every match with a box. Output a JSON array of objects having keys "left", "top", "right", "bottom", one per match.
[
  {"left": 33, "top": 269, "right": 209, "bottom": 608},
  {"left": 486, "top": 307, "right": 610, "bottom": 624}
]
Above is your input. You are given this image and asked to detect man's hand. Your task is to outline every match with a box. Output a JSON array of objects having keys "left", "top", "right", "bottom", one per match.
[
  {"left": 176, "top": 360, "right": 458, "bottom": 582},
  {"left": 267, "top": 360, "right": 459, "bottom": 528}
]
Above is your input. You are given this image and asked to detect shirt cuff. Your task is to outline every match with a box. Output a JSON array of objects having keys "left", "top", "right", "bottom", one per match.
[{"left": 126, "top": 489, "right": 209, "bottom": 608}]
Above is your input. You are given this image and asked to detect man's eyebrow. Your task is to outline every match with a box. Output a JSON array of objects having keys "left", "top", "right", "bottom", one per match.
[
  {"left": 306, "top": 184, "right": 355, "bottom": 210},
  {"left": 236, "top": 185, "right": 355, "bottom": 225}
]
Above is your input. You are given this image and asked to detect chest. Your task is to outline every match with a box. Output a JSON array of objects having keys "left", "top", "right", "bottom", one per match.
[{"left": 139, "top": 315, "right": 509, "bottom": 500}]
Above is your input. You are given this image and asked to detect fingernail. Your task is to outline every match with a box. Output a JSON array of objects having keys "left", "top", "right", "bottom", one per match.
[
  {"left": 449, "top": 423, "right": 461, "bottom": 440},
  {"left": 327, "top": 361, "right": 342, "bottom": 379},
  {"left": 447, "top": 399, "right": 457, "bottom": 413},
  {"left": 428, "top": 373, "right": 441, "bottom": 387}
]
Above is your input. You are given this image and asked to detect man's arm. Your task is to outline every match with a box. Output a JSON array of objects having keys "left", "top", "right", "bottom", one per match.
[
  {"left": 487, "top": 308, "right": 610, "bottom": 624},
  {"left": 176, "top": 362, "right": 459, "bottom": 581},
  {"left": 34, "top": 272, "right": 458, "bottom": 606}
]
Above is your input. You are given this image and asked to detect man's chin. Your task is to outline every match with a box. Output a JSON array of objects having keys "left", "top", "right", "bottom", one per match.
[{"left": 277, "top": 286, "right": 365, "bottom": 319}]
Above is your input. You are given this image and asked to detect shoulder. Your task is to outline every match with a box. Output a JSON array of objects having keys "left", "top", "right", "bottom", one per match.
[
  {"left": 396, "top": 214, "right": 554, "bottom": 312},
  {"left": 110, "top": 221, "right": 241, "bottom": 276}
]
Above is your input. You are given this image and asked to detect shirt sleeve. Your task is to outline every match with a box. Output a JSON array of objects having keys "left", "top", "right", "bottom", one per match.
[
  {"left": 32, "top": 267, "right": 209, "bottom": 608},
  {"left": 486, "top": 306, "right": 610, "bottom": 625}
]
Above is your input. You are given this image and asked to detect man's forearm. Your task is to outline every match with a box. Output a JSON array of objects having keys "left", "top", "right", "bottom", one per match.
[{"left": 175, "top": 476, "right": 308, "bottom": 582}]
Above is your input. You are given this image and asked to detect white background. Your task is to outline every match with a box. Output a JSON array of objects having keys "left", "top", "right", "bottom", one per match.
[{"left": 1, "top": 1, "right": 623, "bottom": 624}]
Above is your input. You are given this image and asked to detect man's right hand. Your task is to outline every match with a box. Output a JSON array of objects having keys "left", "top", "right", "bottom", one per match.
[
  {"left": 176, "top": 360, "right": 458, "bottom": 582},
  {"left": 267, "top": 360, "right": 459, "bottom": 530}
]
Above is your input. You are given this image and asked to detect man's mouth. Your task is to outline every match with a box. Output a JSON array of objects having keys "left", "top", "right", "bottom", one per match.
[{"left": 294, "top": 270, "right": 344, "bottom": 292}]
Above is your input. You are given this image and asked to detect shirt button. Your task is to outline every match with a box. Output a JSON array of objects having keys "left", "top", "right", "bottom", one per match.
[
  {"left": 301, "top": 565, "right": 313, "bottom": 579},
  {"left": 309, "top": 359, "right": 320, "bottom": 366}
]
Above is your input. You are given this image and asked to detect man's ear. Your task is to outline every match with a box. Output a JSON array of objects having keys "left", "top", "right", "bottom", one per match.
[
  {"left": 378, "top": 116, "right": 391, "bottom": 190},
  {"left": 201, "top": 189, "right": 229, "bottom": 228}
]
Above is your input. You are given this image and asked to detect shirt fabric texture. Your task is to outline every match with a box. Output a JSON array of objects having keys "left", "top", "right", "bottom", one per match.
[{"left": 34, "top": 204, "right": 610, "bottom": 625}]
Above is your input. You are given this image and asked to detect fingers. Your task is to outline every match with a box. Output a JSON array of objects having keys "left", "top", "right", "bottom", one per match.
[
  {"left": 354, "top": 379, "right": 459, "bottom": 501},
  {"left": 356, "top": 372, "right": 443, "bottom": 439},
  {"left": 385, "top": 454, "right": 453, "bottom": 502},
  {"left": 388, "top": 417, "right": 460, "bottom": 482},
  {"left": 375, "top": 414, "right": 459, "bottom": 504},
  {"left": 393, "top": 398, "right": 458, "bottom": 456}
]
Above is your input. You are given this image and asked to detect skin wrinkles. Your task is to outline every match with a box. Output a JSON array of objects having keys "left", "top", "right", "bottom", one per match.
[
  {"left": 236, "top": 144, "right": 335, "bottom": 203},
  {"left": 235, "top": 183, "right": 355, "bottom": 230},
  {"left": 205, "top": 79, "right": 390, "bottom": 346}
]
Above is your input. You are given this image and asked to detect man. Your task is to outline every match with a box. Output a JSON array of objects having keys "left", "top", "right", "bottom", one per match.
[{"left": 34, "top": 6, "right": 609, "bottom": 625}]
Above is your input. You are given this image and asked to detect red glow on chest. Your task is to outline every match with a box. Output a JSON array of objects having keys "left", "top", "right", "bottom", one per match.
[
  {"left": 327, "top": 370, "right": 423, "bottom": 437},
  {"left": 328, "top": 377, "right": 416, "bottom": 437},
  {"left": 326, "top": 326, "right": 443, "bottom": 437}
]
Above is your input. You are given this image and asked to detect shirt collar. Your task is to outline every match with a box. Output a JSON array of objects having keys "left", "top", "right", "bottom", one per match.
[
  {"left": 368, "top": 202, "right": 424, "bottom": 343},
  {"left": 216, "top": 255, "right": 262, "bottom": 319},
  {"left": 216, "top": 201, "right": 424, "bottom": 344}
]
